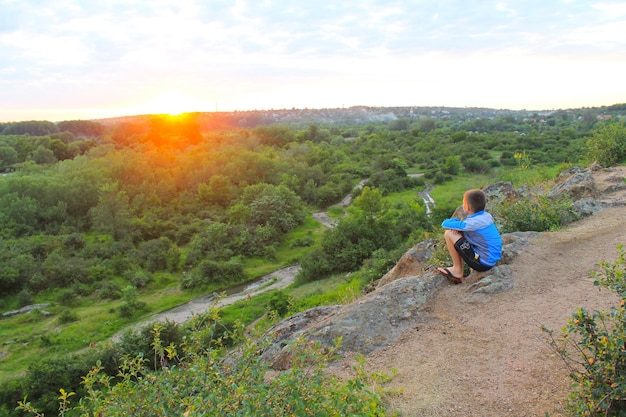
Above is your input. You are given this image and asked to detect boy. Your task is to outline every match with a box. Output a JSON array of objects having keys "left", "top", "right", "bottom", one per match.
[{"left": 436, "top": 189, "right": 502, "bottom": 284}]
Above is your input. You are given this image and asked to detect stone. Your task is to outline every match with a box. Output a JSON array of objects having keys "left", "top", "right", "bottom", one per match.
[
  {"left": 375, "top": 239, "right": 436, "bottom": 289},
  {"left": 548, "top": 168, "right": 595, "bottom": 200}
]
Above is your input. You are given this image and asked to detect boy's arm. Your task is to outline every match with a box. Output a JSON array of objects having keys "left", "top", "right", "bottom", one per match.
[
  {"left": 441, "top": 218, "right": 467, "bottom": 230},
  {"left": 442, "top": 214, "right": 490, "bottom": 231}
]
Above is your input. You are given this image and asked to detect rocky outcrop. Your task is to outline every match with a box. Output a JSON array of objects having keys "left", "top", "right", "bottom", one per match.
[
  {"left": 548, "top": 167, "right": 595, "bottom": 200},
  {"left": 260, "top": 231, "right": 536, "bottom": 369},
  {"left": 259, "top": 166, "right": 626, "bottom": 369},
  {"left": 1, "top": 304, "right": 50, "bottom": 318}
]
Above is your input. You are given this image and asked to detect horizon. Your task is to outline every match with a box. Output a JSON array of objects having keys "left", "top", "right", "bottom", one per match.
[
  {"left": 2, "top": 101, "right": 623, "bottom": 125},
  {"left": 2, "top": 1, "right": 626, "bottom": 123}
]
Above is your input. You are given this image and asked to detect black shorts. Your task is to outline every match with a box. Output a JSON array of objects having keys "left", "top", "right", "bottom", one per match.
[{"left": 453, "top": 236, "right": 492, "bottom": 272}]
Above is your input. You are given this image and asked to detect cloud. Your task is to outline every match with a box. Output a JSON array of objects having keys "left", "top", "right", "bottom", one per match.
[{"left": 1, "top": 0, "right": 625, "bottom": 120}]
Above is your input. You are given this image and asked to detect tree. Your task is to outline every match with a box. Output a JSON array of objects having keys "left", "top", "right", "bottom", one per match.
[
  {"left": 31, "top": 145, "right": 57, "bottom": 164},
  {"left": 0, "top": 145, "right": 18, "bottom": 169},
  {"left": 443, "top": 155, "right": 461, "bottom": 175},
  {"left": 1, "top": 120, "right": 59, "bottom": 136},
  {"left": 352, "top": 186, "right": 386, "bottom": 220},
  {"left": 89, "top": 183, "right": 132, "bottom": 240},
  {"left": 57, "top": 120, "right": 105, "bottom": 137},
  {"left": 237, "top": 183, "right": 305, "bottom": 233}
]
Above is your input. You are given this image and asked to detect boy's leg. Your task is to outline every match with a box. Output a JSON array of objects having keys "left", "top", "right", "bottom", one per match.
[{"left": 438, "top": 229, "right": 464, "bottom": 280}]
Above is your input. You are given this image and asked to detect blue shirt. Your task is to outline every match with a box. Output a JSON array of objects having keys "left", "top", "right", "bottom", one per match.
[{"left": 442, "top": 211, "right": 502, "bottom": 267}]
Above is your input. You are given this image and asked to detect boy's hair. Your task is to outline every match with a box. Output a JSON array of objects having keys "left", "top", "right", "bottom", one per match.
[{"left": 464, "top": 189, "right": 486, "bottom": 212}]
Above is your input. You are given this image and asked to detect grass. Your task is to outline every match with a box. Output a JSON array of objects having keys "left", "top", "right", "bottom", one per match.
[{"left": 0, "top": 214, "right": 327, "bottom": 382}]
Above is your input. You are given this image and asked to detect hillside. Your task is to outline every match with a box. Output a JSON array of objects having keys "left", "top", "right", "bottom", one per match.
[{"left": 333, "top": 168, "right": 626, "bottom": 416}]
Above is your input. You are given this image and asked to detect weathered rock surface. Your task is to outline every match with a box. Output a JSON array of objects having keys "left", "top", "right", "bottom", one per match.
[
  {"left": 373, "top": 239, "right": 436, "bottom": 289},
  {"left": 1, "top": 304, "right": 50, "bottom": 318}
]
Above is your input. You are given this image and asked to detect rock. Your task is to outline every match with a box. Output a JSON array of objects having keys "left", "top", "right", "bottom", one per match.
[
  {"left": 467, "top": 265, "right": 514, "bottom": 295},
  {"left": 483, "top": 182, "right": 520, "bottom": 207},
  {"left": 261, "top": 272, "right": 445, "bottom": 369},
  {"left": 1, "top": 304, "right": 50, "bottom": 318},
  {"left": 499, "top": 232, "right": 537, "bottom": 264},
  {"left": 573, "top": 198, "right": 604, "bottom": 217},
  {"left": 548, "top": 167, "right": 595, "bottom": 200},
  {"left": 375, "top": 239, "right": 436, "bottom": 289}
]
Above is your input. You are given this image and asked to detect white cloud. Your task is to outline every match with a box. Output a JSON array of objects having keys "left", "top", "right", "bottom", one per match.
[{"left": 1, "top": 0, "right": 626, "bottom": 120}]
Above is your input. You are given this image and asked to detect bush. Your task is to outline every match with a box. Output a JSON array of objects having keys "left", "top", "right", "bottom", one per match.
[
  {"left": 17, "top": 289, "right": 34, "bottom": 307},
  {"left": 118, "top": 286, "right": 147, "bottom": 318},
  {"left": 21, "top": 334, "right": 389, "bottom": 417},
  {"left": 493, "top": 195, "right": 577, "bottom": 233},
  {"left": 97, "top": 280, "right": 122, "bottom": 300},
  {"left": 268, "top": 290, "right": 292, "bottom": 317},
  {"left": 546, "top": 245, "right": 626, "bottom": 416},
  {"left": 181, "top": 258, "right": 246, "bottom": 290},
  {"left": 57, "top": 309, "right": 78, "bottom": 324},
  {"left": 586, "top": 122, "right": 626, "bottom": 167}
]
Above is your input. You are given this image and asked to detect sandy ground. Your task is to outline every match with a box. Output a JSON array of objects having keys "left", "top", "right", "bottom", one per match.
[{"left": 337, "top": 169, "right": 626, "bottom": 416}]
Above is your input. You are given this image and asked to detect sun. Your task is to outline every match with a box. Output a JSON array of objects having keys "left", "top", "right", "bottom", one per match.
[{"left": 138, "top": 90, "right": 204, "bottom": 116}]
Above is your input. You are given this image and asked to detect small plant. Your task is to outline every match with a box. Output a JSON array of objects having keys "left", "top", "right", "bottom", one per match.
[
  {"left": 57, "top": 309, "right": 78, "bottom": 324},
  {"left": 545, "top": 245, "right": 626, "bottom": 416},
  {"left": 514, "top": 150, "right": 532, "bottom": 169},
  {"left": 17, "top": 388, "right": 75, "bottom": 417},
  {"left": 118, "top": 285, "right": 147, "bottom": 318}
]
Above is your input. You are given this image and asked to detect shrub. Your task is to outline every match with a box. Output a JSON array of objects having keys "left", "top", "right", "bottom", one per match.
[
  {"left": 97, "top": 280, "right": 122, "bottom": 300},
  {"left": 18, "top": 289, "right": 34, "bottom": 307},
  {"left": 546, "top": 245, "right": 626, "bottom": 416},
  {"left": 586, "top": 122, "right": 626, "bottom": 167},
  {"left": 57, "top": 309, "right": 78, "bottom": 324},
  {"left": 21, "top": 337, "right": 390, "bottom": 417},
  {"left": 493, "top": 195, "right": 577, "bottom": 233},
  {"left": 268, "top": 290, "right": 292, "bottom": 317},
  {"left": 57, "top": 288, "right": 77, "bottom": 306},
  {"left": 118, "top": 286, "right": 147, "bottom": 318},
  {"left": 181, "top": 258, "right": 246, "bottom": 290}
]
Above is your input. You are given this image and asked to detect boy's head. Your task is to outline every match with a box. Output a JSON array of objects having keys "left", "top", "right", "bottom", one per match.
[{"left": 463, "top": 189, "right": 486, "bottom": 213}]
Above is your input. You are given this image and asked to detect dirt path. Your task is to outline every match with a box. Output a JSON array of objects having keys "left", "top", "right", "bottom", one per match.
[
  {"left": 348, "top": 199, "right": 625, "bottom": 415},
  {"left": 112, "top": 265, "right": 300, "bottom": 340}
]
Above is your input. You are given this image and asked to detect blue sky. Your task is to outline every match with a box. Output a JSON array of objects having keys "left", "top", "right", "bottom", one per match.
[{"left": 1, "top": 0, "right": 625, "bottom": 122}]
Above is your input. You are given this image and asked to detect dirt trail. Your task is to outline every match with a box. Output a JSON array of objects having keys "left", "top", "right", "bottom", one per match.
[{"left": 341, "top": 170, "right": 626, "bottom": 416}]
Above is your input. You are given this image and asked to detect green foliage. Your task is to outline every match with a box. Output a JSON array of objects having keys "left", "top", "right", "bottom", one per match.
[
  {"left": 546, "top": 245, "right": 626, "bottom": 416},
  {"left": 586, "top": 122, "right": 626, "bottom": 167},
  {"left": 63, "top": 336, "right": 387, "bottom": 417},
  {"left": 15, "top": 311, "right": 391, "bottom": 417},
  {"left": 493, "top": 195, "right": 577, "bottom": 233},
  {"left": 1, "top": 121, "right": 59, "bottom": 136},
  {"left": 57, "top": 309, "right": 78, "bottom": 324},
  {"left": 181, "top": 258, "right": 246, "bottom": 290},
  {"left": 118, "top": 286, "right": 147, "bottom": 319},
  {"left": 268, "top": 290, "right": 292, "bottom": 317}
]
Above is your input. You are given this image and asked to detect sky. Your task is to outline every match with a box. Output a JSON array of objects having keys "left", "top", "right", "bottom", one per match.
[{"left": 1, "top": 0, "right": 626, "bottom": 122}]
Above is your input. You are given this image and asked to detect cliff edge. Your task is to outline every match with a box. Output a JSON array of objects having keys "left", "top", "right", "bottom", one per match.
[{"left": 262, "top": 165, "right": 626, "bottom": 416}]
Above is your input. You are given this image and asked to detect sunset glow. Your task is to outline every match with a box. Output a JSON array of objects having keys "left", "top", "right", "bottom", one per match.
[{"left": 131, "top": 91, "right": 209, "bottom": 117}]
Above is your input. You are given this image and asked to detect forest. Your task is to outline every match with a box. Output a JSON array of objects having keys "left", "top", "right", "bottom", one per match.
[{"left": 0, "top": 104, "right": 625, "bottom": 416}]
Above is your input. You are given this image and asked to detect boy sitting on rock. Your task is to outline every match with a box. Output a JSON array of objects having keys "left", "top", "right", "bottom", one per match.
[{"left": 437, "top": 189, "right": 502, "bottom": 284}]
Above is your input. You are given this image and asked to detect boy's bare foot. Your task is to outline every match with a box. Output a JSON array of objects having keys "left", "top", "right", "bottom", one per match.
[{"left": 436, "top": 267, "right": 464, "bottom": 284}]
